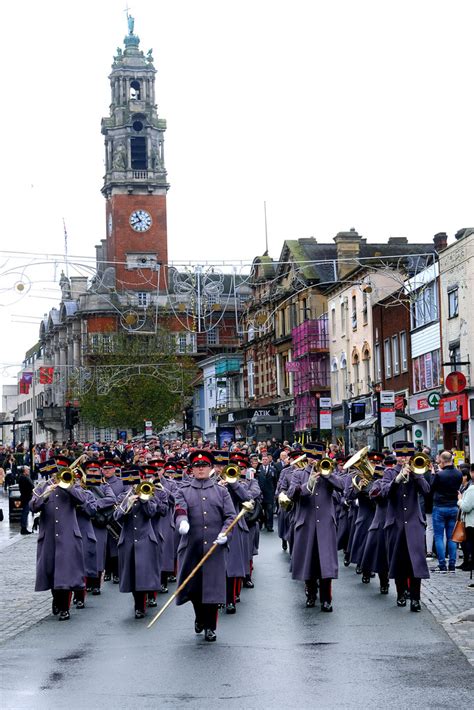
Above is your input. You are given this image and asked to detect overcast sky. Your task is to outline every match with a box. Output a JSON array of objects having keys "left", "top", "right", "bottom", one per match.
[{"left": 1, "top": 0, "right": 474, "bottom": 389}]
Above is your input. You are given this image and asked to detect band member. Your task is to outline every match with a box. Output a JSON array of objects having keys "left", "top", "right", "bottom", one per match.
[
  {"left": 287, "top": 444, "right": 344, "bottom": 611},
  {"left": 30, "top": 456, "right": 92, "bottom": 621},
  {"left": 175, "top": 450, "right": 235, "bottom": 642},
  {"left": 102, "top": 457, "right": 124, "bottom": 583},
  {"left": 73, "top": 469, "right": 99, "bottom": 609},
  {"left": 347, "top": 452, "right": 384, "bottom": 581},
  {"left": 238, "top": 457, "right": 262, "bottom": 589},
  {"left": 275, "top": 450, "right": 300, "bottom": 552},
  {"left": 113, "top": 470, "right": 169, "bottom": 618},
  {"left": 380, "top": 441, "right": 430, "bottom": 611},
  {"left": 220, "top": 454, "right": 255, "bottom": 611},
  {"left": 359, "top": 459, "right": 390, "bottom": 593},
  {"left": 83, "top": 460, "right": 117, "bottom": 595}
]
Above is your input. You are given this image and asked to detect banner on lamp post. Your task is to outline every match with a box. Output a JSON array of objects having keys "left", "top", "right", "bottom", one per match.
[{"left": 319, "top": 397, "right": 332, "bottom": 429}]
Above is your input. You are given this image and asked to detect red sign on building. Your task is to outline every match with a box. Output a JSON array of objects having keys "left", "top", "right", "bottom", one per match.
[
  {"left": 445, "top": 371, "right": 467, "bottom": 394},
  {"left": 439, "top": 394, "right": 468, "bottom": 424}
]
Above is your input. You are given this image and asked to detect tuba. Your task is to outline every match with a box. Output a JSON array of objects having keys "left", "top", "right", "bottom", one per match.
[{"left": 343, "top": 446, "right": 375, "bottom": 492}]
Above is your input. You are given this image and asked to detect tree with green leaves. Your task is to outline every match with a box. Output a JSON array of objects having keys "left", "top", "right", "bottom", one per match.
[{"left": 70, "top": 331, "right": 197, "bottom": 432}]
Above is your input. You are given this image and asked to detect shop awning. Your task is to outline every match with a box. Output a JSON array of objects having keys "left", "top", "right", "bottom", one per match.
[{"left": 347, "top": 415, "right": 377, "bottom": 430}]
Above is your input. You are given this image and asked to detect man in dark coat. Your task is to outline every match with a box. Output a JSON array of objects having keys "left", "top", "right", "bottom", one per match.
[
  {"left": 18, "top": 466, "right": 34, "bottom": 534},
  {"left": 102, "top": 458, "right": 124, "bottom": 583},
  {"left": 287, "top": 444, "right": 344, "bottom": 611},
  {"left": 380, "top": 441, "right": 430, "bottom": 612},
  {"left": 30, "top": 463, "right": 92, "bottom": 621},
  {"left": 256, "top": 451, "right": 277, "bottom": 532},
  {"left": 113, "top": 472, "right": 168, "bottom": 618},
  {"left": 175, "top": 450, "right": 235, "bottom": 642}
]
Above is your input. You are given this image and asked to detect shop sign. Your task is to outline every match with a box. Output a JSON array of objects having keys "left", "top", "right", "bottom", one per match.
[{"left": 439, "top": 394, "right": 468, "bottom": 424}]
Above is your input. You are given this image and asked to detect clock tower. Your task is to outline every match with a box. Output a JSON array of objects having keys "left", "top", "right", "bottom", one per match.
[{"left": 101, "top": 17, "right": 169, "bottom": 291}]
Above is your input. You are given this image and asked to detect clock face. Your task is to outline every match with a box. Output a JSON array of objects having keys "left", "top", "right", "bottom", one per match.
[
  {"left": 129, "top": 209, "right": 152, "bottom": 232},
  {"left": 108, "top": 213, "right": 113, "bottom": 236}
]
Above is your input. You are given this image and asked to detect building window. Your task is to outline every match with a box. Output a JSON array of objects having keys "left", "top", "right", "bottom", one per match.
[
  {"left": 248, "top": 359, "right": 255, "bottom": 398},
  {"left": 131, "top": 136, "right": 147, "bottom": 170},
  {"left": 392, "top": 335, "right": 400, "bottom": 376},
  {"left": 102, "top": 335, "right": 112, "bottom": 353},
  {"left": 341, "top": 302, "right": 346, "bottom": 335},
  {"left": 137, "top": 292, "right": 149, "bottom": 307},
  {"left": 331, "top": 307, "right": 336, "bottom": 337},
  {"left": 448, "top": 287, "right": 459, "bottom": 318},
  {"left": 400, "top": 331, "right": 408, "bottom": 372},
  {"left": 352, "top": 295, "right": 357, "bottom": 330},
  {"left": 384, "top": 339, "right": 392, "bottom": 378},
  {"left": 449, "top": 342, "right": 461, "bottom": 370},
  {"left": 362, "top": 290, "right": 368, "bottom": 325},
  {"left": 207, "top": 293, "right": 218, "bottom": 307},
  {"left": 411, "top": 281, "right": 438, "bottom": 329},
  {"left": 207, "top": 329, "right": 218, "bottom": 346},
  {"left": 413, "top": 349, "right": 441, "bottom": 392},
  {"left": 374, "top": 343, "right": 381, "bottom": 382},
  {"left": 177, "top": 333, "right": 187, "bottom": 353}
]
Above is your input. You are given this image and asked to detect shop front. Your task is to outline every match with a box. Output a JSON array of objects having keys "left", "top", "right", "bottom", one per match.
[
  {"left": 408, "top": 389, "right": 442, "bottom": 453},
  {"left": 440, "top": 392, "right": 470, "bottom": 461}
]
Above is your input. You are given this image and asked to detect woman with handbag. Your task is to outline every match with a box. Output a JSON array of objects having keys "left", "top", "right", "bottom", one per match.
[{"left": 457, "top": 464, "right": 474, "bottom": 587}]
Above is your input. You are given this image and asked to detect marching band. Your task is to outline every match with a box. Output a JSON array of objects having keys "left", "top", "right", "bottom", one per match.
[{"left": 29, "top": 438, "right": 439, "bottom": 639}]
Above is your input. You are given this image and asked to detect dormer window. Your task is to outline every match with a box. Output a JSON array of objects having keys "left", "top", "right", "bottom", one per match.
[{"left": 130, "top": 80, "right": 141, "bottom": 100}]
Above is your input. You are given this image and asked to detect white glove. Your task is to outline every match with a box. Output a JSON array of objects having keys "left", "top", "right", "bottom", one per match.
[
  {"left": 395, "top": 472, "right": 405, "bottom": 484},
  {"left": 213, "top": 533, "right": 228, "bottom": 545},
  {"left": 178, "top": 520, "right": 190, "bottom": 535}
]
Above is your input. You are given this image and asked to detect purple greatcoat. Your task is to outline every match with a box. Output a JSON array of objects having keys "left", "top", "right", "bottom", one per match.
[
  {"left": 175, "top": 478, "right": 235, "bottom": 606},
  {"left": 276, "top": 465, "right": 293, "bottom": 542},
  {"left": 288, "top": 467, "right": 344, "bottom": 581},
  {"left": 241, "top": 477, "right": 262, "bottom": 560},
  {"left": 76, "top": 491, "right": 99, "bottom": 577},
  {"left": 380, "top": 466, "right": 430, "bottom": 579},
  {"left": 149, "top": 486, "right": 171, "bottom": 578},
  {"left": 336, "top": 473, "right": 353, "bottom": 551},
  {"left": 348, "top": 483, "right": 376, "bottom": 566},
  {"left": 30, "top": 483, "right": 92, "bottom": 591},
  {"left": 158, "top": 477, "right": 178, "bottom": 573},
  {"left": 105, "top": 475, "right": 124, "bottom": 558},
  {"left": 114, "top": 494, "right": 168, "bottom": 593},
  {"left": 225, "top": 479, "right": 253, "bottom": 578},
  {"left": 90, "top": 483, "right": 116, "bottom": 572},
  {"left": 360, "top": 478, "right": 389, "bottom": 574}
]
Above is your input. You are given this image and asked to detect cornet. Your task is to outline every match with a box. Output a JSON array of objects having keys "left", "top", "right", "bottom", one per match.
[
  {"left": 399, "top": 453, "right": 431, "bottom": 483},
  {"left": 33, "top": 468, "right": 76, "bottom": 499}
]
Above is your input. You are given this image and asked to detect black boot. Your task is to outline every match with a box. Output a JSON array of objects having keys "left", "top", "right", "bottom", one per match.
[
  {"left": 410, "top": 600, "right": 421, "bottom": 612},
  {"left": 204, "top": 629, "right": 217, "bottom": 642}
]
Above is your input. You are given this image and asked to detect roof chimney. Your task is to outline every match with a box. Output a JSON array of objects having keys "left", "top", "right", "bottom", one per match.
[
  {"left": 333, "top": 228, "right": 362, "bottom": 278},
  {"left": 433, "top": 232, "right": 448, "bottom": 252}
]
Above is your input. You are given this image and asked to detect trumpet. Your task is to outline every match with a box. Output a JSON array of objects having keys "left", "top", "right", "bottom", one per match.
[
  {"left": 136, "top": 481, "right": 156, "bottom": 498},
  {"left": 118, "top": 480, "right": 158, "bottom": 515}
]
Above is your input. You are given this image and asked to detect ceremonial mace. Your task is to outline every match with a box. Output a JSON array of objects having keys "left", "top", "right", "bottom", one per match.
[{"left": 147, "top": 501, "right": 254, "bottom": 629}]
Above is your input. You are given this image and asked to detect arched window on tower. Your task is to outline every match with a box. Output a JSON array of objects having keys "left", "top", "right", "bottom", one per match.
[{"left": 130, "top": 80, "right": 141, "bottom": 100}]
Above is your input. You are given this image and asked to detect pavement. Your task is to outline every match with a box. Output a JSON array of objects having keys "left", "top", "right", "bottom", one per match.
[{"left": 0, "top": 518, "right": 473, "bottom": 709}]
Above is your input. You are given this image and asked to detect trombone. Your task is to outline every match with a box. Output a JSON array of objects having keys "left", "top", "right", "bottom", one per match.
[
  {"left": 399, "top": 452, "right": 431, "bottom": 483},
  {"left": 219, "top": 464, "right": 241, "bottom": 484},
  {"left": 32, "top": 454, "right": 87, "bottom": 499},
  {"left": 117, "top": 480, "right": 157, "bottom": 515}
]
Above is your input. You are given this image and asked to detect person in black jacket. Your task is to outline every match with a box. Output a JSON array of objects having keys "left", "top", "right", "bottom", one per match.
[
  {"left": 256, "top": 451, "right": 277, "bottom": 531},
  {"left": 430, "top": 451, "right": 463, "bottom": 573},
  {"left": 18, "top": 466, "right": 34, "bottom": 534}
]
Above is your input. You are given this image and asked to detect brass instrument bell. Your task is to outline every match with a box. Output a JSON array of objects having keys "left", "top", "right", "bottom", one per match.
[
  {"left": 343, "top": 446, "right": 376, "bottom": 491},
  {"left": 316, "top": 457, "right": 335, "bottom": 476},
  {"left": 221, "top": 464, "right": 241, "bottom": 484},
  {"left": 409, "top": 453, "right": 431, "bottom": 475}
]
